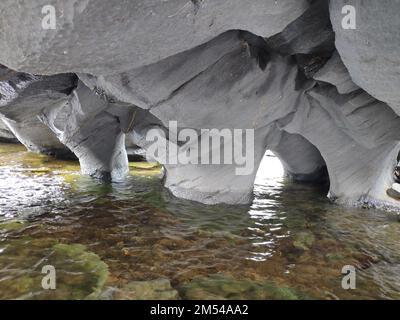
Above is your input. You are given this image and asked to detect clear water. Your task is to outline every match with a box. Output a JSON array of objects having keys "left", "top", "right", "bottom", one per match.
[{"left": 0, "top": 143, "right": 399, "bottom": 300}]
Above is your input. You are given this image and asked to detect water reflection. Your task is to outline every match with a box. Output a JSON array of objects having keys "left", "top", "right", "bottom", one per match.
[
  {"left": 0, "top": 143, "right": 400, "bottom": 299},
  {"left": 247, "top": 151, "right": 286, "bottom": 261}
]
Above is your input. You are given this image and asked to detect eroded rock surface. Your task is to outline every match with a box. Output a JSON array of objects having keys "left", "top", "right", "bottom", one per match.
[
  {"left": 0, "top": 66, "right": 76, "bottom": 156},
  {"left": 330, "top": 0, "right": 400, "bottom": 114},
  {"left": 40, "top": 82, "right": 135, "bottom": 181},
  {"left": 0, "top": 0, "right": 309, "bottom": 75},
  {"left": 1, "top": 1, "right": 400, "bottom": 209},
  {"left": 0, "top": 119, "right": 17, "bottom": 143}
]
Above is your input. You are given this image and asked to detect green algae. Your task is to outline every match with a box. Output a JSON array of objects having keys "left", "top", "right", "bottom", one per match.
[
  {"left": 0, "top": 142, "right": 26, "bottom": 154},
  {"left": 0, "top": 146, "right": 76, "bottom": 172},
  {"left": 0, "top": 220, "right": 26, "bottom": 232},
  {"left": 111, "top": 278, "right": 179, "bottom": 300},
  {"left": 0, "top": 239, "right": 109, "bottom": 300},
  {"left": 52, "top": 243, "right": 109, "bottom": 300},
  {"left": 292, "top": 232, "right": 316, "bottom": 251},
  {"left": 1, "top": 142, "right": 400, "bottom": 300},
  {"left": 324, "top": 252, "right": 345, "bottom": 262},
  {"left": 129, "top": 162, "right": 162, "bottom": 177},
  {"left": 179, "top": 274, "right": 304, "bottom": 300}
]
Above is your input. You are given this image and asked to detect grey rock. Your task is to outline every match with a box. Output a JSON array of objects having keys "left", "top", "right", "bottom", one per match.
[
  {"left": 0, "top": 1, "right": 400, "bottom": 210},
  {"left": 314, "top": 51, "right": 360, "bottom": 94},
  {"left": 283, "top": 86, "right": 400, "bottom": 207},
  {"left": 330, "top": 0, "right": 400, "bottom": 114},
  {"left": 267, "top": 0, "right": 335, "bottom": 55},
  {"left": 78, "top": 31, "right": 245, "bottom": 109},
  {"left": 0, "top": 0, "right": 309, "bottom": 76},
  {"left": 0, "top": 66, "right": 76, "bottom": 156},
  {"left": 268, "top": 129, "right": 327, "bottom": 182},
  {"left": 127, "top": 42, "right": 311, "bottom": 204},
  {"left": 84, "top": 24, "right": 400, "bottom": 207},
  {"left": 40, "top": 82, "right": 134, "bottom": 181},
  {"left": 0, "top": 118, "right": 18, "bottom": 143}
]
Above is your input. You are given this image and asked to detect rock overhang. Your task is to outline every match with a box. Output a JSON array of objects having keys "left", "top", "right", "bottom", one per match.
[{"left": 1, "top": 0, "right": 400, "bottom": 209}]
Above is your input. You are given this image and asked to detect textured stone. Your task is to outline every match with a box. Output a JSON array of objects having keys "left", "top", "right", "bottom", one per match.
[
  {"left": 267, "top": 130, "right": 327, "bottom": 182},
  {"left": 127, "top": 40, "right": 314, "bottom": 204},
  {"left": 112, "top": 278, "right": 179, "bottom": 300},
  {"left": 40, "top": 82, "right": 134, "bottom": 181},
  {"left": 314, "top": 51, "right": 359, "bottom": 94},
  {"left": 0, "top": 118, "right": 17, "bottom": 143},
  {"left": 283, "top": 86, "right": 400, "bottom": 207},
  {"left": 85, "top": 24, "right": 400, "bottom": 207},
  {"left": 0, "top": 66, "right": 76, "bottom": 156},
  {"left": 267, "top": 0, "right": 335, "bottom": 55},
  {"left": 0, "top": 0, "right": 309, "bottom": 76},
  {"left": 330, "top": 0, "right": 400, "bottom": 114},
  {"left": 1, "top": 1, "right": 400, "bottom": 210}
]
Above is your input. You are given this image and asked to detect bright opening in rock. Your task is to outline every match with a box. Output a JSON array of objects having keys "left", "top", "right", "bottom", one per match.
[{"left": 254, "top": 150, "right": 284, "bottom": 186}]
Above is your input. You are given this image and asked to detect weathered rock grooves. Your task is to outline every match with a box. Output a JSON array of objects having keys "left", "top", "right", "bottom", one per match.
[{"left": 1, "top": 0, "right": 400, "bottom": 209}]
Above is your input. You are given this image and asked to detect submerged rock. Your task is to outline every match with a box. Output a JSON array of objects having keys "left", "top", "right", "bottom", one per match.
[
  {"left": 0, "top": 239, "right": 109, "bottom": 299},
  {"left": 293, "top": 232, "right": 316, "bottom": 251},
  {"left": 128, "top": 162, "right": 162, "bottom": 177},
  {"left": 111, "top": 278, "right": 179, "bottom": 300},
  {"left": 387, "top": 183, "right": 400, "bottom": 200},
  {"left": 52, "top": 243, "right": 109, "bottom": 299},
  {"left": 0, "top": 219, "right": 25, "bottom": 232},
  {"left": 179, "top": 274, "right": 304, "bottom": 300}
]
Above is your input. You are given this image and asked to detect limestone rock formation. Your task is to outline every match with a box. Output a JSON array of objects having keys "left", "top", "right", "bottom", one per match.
[
  {"left": 0, "top": 0, "right": 309, "bottom": 75},
  {"left": 267, "top": 0, "right": 334, "bottom": 55},
  {"left": 40, "top": 82, "right": 135, "bottom": 181},
  {"left": 330, "top": 0, "right": 400, "bottom": 114},
  {"left": 267, "top": 130, "right": 327, "bottom": 183},
  {"left": 0, "top": 65, "right": 76, "bottom": 156},
  {"left": 1, "top": 0, "right": 400, "bottom": 209},
  {"left": 313, "top": 51, "right": 359, "bottom": 94},
  {"left": 284, "top": 86, "right": 400, "bottom": 207},
  {"left": 0, "top": 119, "right": 17, "bottom": 143}
]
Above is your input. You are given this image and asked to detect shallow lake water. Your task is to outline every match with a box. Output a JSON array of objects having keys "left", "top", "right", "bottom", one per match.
[{"left": 0, "top": 143, "right": 399, "bottom": 300}]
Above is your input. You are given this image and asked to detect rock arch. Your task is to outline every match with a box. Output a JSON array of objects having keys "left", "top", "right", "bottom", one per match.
[
  {"left": 1, "top": 0, "right": 400, "bottom": 210},
  {"left": 267, "top": 130, "right": 328, "bottom": 184}
]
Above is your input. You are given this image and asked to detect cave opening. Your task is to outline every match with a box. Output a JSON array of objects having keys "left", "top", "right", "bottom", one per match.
[
  {"left": 254, "top": 150, "right": 284, "bottom": 188},
  {"left": 254, "top": 133, "right": 330, "bottom": 199}
]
